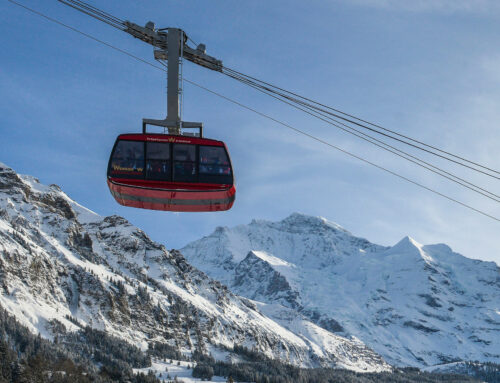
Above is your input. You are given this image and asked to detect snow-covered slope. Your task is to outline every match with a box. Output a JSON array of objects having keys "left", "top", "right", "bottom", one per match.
[
  {"left": 181, "top": 213, "right": 500, "bottom": 367},
  {"left": 0, "top": 162, "right": 389, "bottom": 372}
]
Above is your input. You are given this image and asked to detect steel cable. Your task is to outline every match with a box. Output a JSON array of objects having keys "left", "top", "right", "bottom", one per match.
[
  {"left": 224, "top": 71, "right": 500, "bottom": 202},
  {"left": 222, "top": 66, "right": 500, "bottom": 177},
  {"left": 7, "top": 0, "right": 500, "bottom": 222}
]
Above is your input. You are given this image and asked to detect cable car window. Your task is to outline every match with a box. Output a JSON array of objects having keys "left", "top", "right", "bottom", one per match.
[
  {"left": 109, "top": 140, "right": 144, "bottom": 179},
  {"left": 199, "top": 145, "right": 232, "bottom": 184},
  {"left": 199, "top": 146, "right": 231, "bottom": 175},
  {"left": 173, "top": 144, "right": 197, "bottom": 182},
  {"left": 146, "top": 142, "right": 171, "bottom": 181}
]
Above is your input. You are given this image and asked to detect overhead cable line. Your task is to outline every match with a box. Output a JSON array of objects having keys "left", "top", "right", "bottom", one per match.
[
  {"left": 184, "top": 78, "right": 500, "bottom": 222},
  {"left": 57, "top": 0, "right": 126, "bottom": 30},
  {"left": 50, "top": 0, "right": 500, "bottom": 180},
  {"left": 222, "top": 66, "right": 500, "bottom": 177},
  {"left": 52, "top": 0, "right": 500, "bottom": 179},
  {"left": 7, "top": 0, "right": 164, "bottom": 72},
  {"left": 224, "top": 71, "right": 500, "bottom": 203},
  {"left": 7, "top": 0, "right": 500, "bottom": 222},
  {"left": 223, "top": 68, "right": 500, "bottom": 180}
]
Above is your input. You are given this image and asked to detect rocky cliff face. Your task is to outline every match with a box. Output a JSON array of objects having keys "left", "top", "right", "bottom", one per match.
[
  {"left": 0, "top": 162, "right": 389, "bottom": 373},
  {"left": 181, "top": 213, "right": 500, "bottom": 367}
]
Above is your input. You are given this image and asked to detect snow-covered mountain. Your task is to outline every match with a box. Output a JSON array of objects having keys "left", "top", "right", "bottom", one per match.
[
  {"left": 0, "top": 162, "right": 389, "bottom": 373},
  {"left": 181, "top": 213, "right": 500, "bottom": 367}
]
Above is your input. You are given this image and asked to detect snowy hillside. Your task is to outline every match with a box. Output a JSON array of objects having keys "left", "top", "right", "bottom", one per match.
[
  {"left": 181, "top": 213, "right": 500, "bottom": 367},
  {"left": 0, "top": 162, "right": 389, "bottom": 373}
]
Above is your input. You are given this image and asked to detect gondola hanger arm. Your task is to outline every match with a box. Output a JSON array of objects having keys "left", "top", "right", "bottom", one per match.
[
  {"left": 124, "top": 20, "right": 223, "bottom": 72},
  {"left": 58, "top": 1, "right": 222, "bottom": 70},
  {"left": 57, "top": 0, "right": 223, "bottom": 134}
]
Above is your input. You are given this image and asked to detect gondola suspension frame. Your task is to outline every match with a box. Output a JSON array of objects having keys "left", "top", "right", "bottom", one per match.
[{"left": 107, "top": 23, "right": 234, "bottom": 212}]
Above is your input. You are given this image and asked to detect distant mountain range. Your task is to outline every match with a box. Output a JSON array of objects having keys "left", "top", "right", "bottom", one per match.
[
  {"left": 0, "top": 162, "right": 388, "bottom": 373},
  {"left": 1, "top": 160, "right": 499, "bottom": 382},
  {"left": 181, "top": 213, "right": 500, "bottom": 367}
]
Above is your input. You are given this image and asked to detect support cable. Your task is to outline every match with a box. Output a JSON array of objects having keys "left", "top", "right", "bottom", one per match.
[
  {"left": 45, "top": 0, "right": 500, "bottom": 178},
  {"left": 222, "top": 66, "right": 500, "bottom": 177},
  {"left": 223, "top": 68, "right": 500, "bottom": 180},
  {"left": 57, "top": 0, "right": 126, "bottom": 30},
  {"left": 225, "top": 71, "right": 500, "bottom": 202},
  {"left": 183, "top": 78, "right": 500, "bottom": 222},
  {"left": 52, "top": 0, "right": 500, "bottom": 179},
  {"left": 7, "top": 0, "right": 164, "bottom": 72},
  {"left": 7, "top": 0, "right": 500, "bottom": 222}
]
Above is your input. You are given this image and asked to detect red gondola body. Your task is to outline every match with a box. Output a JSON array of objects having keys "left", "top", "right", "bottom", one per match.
[{"left": 107, "top": 133, "right": 235, "bottom": 212}]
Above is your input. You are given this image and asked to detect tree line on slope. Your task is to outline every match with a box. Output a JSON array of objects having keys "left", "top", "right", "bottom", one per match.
[
  {"left": 2, "top": 302, "right": 498, "bottom": 383},
  {"left": 0, "top": 305, "right": 159, "bottom": 382},
  {"left": 191, "top": 345, "right": 487, "bottom": 383}
]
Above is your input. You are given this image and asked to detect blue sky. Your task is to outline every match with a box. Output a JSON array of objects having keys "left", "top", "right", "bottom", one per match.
[{"left": 1, "top": 0, "right": 499, "bottom": 264}]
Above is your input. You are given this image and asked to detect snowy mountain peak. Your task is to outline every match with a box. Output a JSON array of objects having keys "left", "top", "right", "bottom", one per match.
[
  {"left": 0, "top": 162, "right": 390, "bottom": 372},
  {"left": 384, "top": 236, "right": 430, "bottom": 260},
  {"left": 281, "top": 212, "right": 344, "bottom": 227},
  {"left": 182, "top": 215, "right": 500, "bottom": 368},
  {"left": 0, "top": 162, "right": 13, "bottom": 172},
  {"left": 397, "top": 235, "right": 420, "bottom": 247},
  {"left": 3, "top": 163, "right": 101, "bottom": 225},
  {"left": 256, "top": 212, "right": 350, "bottom": 236},
  {"left": 0, "top": 162, "right": 24, "bottom": 189}
]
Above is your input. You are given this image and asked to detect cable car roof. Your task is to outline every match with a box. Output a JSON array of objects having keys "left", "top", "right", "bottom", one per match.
[{"left": 117, "top": 133, "right": 226, "bottom": 147}]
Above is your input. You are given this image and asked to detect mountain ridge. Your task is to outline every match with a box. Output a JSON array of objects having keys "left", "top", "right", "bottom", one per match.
[
  {"left": 0, "top": 161, "right": 390, "bottom": 373},
  {"left": 181, "top": 212, "right": 500, "bottom": 367}
]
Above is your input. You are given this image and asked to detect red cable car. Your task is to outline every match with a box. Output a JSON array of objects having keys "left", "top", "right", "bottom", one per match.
[
  {"left": 104, "top": 27, "right": 235, "bottom": 212},
  {"left": 107, "top": 133, "right": 235, "bottom": 212}
]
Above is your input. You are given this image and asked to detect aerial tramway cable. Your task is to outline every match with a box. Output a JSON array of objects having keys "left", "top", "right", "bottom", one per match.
[
  {"left": 50, "top": 0, "right": 500, "bottom": 180},
  {"left": 182, "top": 78, "right": 500, "bottom": 222},
  {"left": 7, "top": 0, "right": 162, "bottom": 72},
  {"left": 162, "top": 39, "right": 500, "bottom": 182},
  {"left": 224, "top": 72, "right": 500, "bottom": 203},
  {"left": 6, "top": 0, "right": 500, "bottom": 222},
  {"left": 222, "top": 66, "right": 500, "bottom": 177},
  {"left": 57, "top": 0, "right": 126, "bottom": 30}
]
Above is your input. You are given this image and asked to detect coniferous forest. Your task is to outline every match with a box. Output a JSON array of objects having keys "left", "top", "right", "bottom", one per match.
[{"left": 1, "top": 304, "right": 499, "bottom": 383}]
